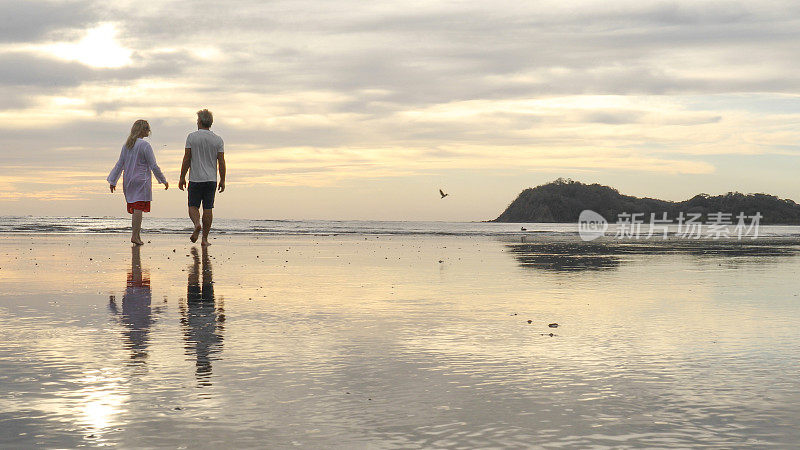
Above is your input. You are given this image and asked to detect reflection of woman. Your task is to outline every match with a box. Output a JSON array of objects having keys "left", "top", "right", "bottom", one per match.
[
  {"left": 181, "top": 247, "right": 224, "bottom": 386},
  {"left": 107, "top": 119, "right": 169, "bottom": 245},
  {"left": 109, "top": 245, "right": 153, "bottom": 360}
]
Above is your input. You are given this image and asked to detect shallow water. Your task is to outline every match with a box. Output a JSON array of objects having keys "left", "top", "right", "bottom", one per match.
[
  {"left": 3, "top": 215, "right": 800, "bottom": 238},
  {"left": 1, "top": 234, "right": 799, "bottom": 447}
]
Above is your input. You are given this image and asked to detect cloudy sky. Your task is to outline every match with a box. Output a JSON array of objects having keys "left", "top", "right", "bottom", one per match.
[{"left": 2, "top": 0, "right": 800, "bottom": 220}]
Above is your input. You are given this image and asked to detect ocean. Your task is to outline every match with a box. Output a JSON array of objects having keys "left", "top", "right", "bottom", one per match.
[{"left": 3, "top": 215, "right": 800, "bottom": 238}]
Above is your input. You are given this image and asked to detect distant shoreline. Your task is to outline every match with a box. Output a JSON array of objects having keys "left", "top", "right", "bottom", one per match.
[{"left": 494, "top": 178, "right": 800, "bottom": 224}]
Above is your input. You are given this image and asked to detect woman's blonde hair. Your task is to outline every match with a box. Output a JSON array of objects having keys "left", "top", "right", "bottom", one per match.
[{"left": 125, "top": 119, "right": 150, "bottom": 149}]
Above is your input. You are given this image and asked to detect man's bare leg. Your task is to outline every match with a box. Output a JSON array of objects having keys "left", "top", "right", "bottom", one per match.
[
  {"left": 189, "top": 206, "right": 202, "bottom": 243},
  {"left": 131, "top": 209, "right": 144, "bottom": 245},
  {"left": 201, "top": 208, "right": 213, "bottom": 246}
]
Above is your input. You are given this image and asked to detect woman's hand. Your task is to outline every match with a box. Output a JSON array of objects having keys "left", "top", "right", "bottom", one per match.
[
  {"left": 164, "top": 181, "right": 170, "bottom": 190},
  {"left": 109, "top": 184, "right": 116, "bottom": 193}
]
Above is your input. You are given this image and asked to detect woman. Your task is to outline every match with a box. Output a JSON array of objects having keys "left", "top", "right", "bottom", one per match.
[{"left": 107, "top": 119, "right": 169, "bottom": 245}]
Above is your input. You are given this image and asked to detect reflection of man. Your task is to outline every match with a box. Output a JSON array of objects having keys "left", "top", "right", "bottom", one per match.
[
  {"left": 109, "top": 245, "right": 153, "bottom": 360},
  {"left": 181, "top": 246, "right": 224, "bottom": 386}
]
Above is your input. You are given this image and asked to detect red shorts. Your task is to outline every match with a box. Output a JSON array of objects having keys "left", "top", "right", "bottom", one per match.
[{"left": 127, "top": 201, "right": 151, "bottom": 214}]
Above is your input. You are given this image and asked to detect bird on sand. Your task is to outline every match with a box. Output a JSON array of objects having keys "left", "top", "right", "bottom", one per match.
[{"left": 439, "top": 189, "right": 449, "bottom": 199}]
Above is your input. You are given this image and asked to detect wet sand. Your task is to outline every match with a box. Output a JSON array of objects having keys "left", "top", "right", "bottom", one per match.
[{"left": 1, "top": 233, "right": 800, "bottom": 447}]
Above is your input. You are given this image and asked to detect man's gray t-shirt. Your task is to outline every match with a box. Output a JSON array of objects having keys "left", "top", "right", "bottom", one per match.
[{"left": 185, "top": 129, "right": 224, "bottom": 182}]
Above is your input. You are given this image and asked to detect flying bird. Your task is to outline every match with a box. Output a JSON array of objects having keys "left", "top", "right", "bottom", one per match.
[{"left": 439, "top": 189, "right": 449, "bottom": 199}]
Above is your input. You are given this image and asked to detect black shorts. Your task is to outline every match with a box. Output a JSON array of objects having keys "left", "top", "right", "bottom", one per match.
[{"left": 188, "top": 181, "right": 217, "bottom": 209}]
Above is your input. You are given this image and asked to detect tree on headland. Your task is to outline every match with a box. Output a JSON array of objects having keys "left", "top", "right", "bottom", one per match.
[{"left": 493, "top": 179, "right": 800, "bottom": 224}]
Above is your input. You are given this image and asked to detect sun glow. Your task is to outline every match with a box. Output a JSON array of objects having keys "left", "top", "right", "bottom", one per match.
[{"left": 43, "top": 23, "right": 133, "bottom": 68}]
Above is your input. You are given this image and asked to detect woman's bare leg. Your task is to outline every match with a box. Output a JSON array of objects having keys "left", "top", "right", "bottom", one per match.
[{"left": 131, "top": 209, "right": 144, "bottom": 245}]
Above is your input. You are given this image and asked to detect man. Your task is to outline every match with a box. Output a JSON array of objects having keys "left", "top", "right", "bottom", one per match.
[{"left": 179, "top": 109, "right": 226, "bottom": 246}]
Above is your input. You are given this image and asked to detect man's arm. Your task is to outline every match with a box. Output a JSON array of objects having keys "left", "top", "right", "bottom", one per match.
[
  {"left": 179, "top": 148, "right": 191, "bottom": 191},
  {"left": 217, "top": 152, "right": 226, "bottom": 193}
]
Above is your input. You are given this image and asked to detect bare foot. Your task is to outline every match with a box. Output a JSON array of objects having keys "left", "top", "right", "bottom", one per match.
[
  {"left": 201, "top": 239, "right": 211, "bottom": 247},
  {"left": 190, "top": 224, "right": 202, "bottom": 243},
  {"left": 131, "top": 238, "right": 144, "bottom": 246}
]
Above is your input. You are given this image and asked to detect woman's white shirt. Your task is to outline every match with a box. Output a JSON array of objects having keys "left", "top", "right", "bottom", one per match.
[{"left": 107, "top": 138, "right": 167, "bottom": 203}]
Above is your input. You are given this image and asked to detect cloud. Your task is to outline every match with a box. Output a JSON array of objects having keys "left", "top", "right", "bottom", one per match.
[
  {"left": 0, "top": 53, "right": 94, "bottom": 87},
  {"left": 0, "top": 0, "right": 98, "bottom": 43}
]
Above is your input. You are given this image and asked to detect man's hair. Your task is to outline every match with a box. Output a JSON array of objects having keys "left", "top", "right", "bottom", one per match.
[{"left": 197, "top": 109, "right": 213, "bottom": 128}]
